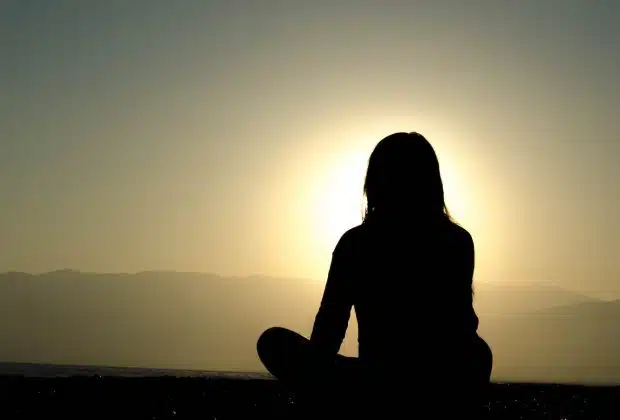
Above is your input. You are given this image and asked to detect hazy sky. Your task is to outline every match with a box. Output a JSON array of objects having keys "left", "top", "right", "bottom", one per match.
[{"left": 1, "top": 0, "right": 619, "bottom": 298}]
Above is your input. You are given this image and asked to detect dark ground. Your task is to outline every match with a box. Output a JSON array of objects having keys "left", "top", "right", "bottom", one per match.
[{"left": 0, "top": 375, "right": 618, "bottom": 419}]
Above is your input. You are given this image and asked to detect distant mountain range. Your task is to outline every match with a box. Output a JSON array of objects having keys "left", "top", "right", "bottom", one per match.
[
  {"left": 473, "top": 281, "right": 600, "bottom": 315},
  {"left": 0, "top": 270, "right": 617, "bottom": 384}
]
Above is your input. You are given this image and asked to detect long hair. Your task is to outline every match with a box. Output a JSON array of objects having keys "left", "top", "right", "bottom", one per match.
[{"left": 362, "top": 132, "right": 452, "bottom": 224}]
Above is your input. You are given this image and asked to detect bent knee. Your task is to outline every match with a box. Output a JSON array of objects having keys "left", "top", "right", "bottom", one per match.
[
  {"left": 477, "top": 336, "right": 493, "bottom": 363},
  {"left": 474, "top": 336, "right": 493, "bottom": 380},
  {"left": 257, "top": 327, "right": 284, "bottom": 355},
  {"left": 257, "top": 326, "right": 301, "bottom": 359}
]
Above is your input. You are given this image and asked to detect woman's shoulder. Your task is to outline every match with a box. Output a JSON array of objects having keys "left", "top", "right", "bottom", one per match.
[
  {"left": 333, "top": 218, "right": 474, "bottom": 252},
  {"left": 334, "top": 224, "right": 366, "bottom": 251},
  {"left": 446, "top": 221, "right": 473, "bottom": 245},
  {"left": 331, "top": 224, "right": 380, "bottom": 261},
  {"left": 442, "top": 221, "right": 475, "bottom": 260}
]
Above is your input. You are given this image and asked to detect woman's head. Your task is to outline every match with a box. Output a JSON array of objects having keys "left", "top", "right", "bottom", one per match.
[{"left": 363, "top": 132, "right": 451, "bottom": 223}]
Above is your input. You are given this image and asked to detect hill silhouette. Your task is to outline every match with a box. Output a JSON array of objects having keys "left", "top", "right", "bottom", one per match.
[
  {"left": 0, "top": 270, "right": 617, "bottom": 384},
  {"left": 473, "top": 281, "right": 599, "bottom": 316}
]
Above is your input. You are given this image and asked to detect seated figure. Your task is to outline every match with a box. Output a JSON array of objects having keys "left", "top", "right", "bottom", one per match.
[{"left": 257, "top": 132, "right": 493, "bottom": 416}]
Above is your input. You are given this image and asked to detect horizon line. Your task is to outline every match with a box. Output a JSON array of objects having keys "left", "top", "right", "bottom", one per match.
[
  {"left": 0, "top": 269, "right": 319, "bottom": 282},
  {"left": 0, "top": 360, "right": 618, "bottom": 387},
  {"left": 0, "top": 269, "right": 561, "bottom": 285}
]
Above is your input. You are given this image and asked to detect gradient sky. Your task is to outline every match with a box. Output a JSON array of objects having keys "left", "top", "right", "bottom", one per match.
[{"left": 1, "top": 0, "right": 619, "bottom": 298}]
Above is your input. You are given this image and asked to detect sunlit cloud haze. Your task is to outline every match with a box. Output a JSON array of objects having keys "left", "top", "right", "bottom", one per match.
[{"left": 1, "top": 0, "right": 619, "bottom": 299}]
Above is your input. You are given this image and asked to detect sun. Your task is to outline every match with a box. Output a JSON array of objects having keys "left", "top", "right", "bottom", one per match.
[
  {"left": 283, "top": 117, "right": 494, "bottom": 285},
  {"left": 311, "top": 151, "right": 369, "bottom": 251},
  {"left": 309, "top": 148, "right": 473, "bottom": 252},
  {"left": 435, "top": 152, "right": 471, "bottom": 225}
]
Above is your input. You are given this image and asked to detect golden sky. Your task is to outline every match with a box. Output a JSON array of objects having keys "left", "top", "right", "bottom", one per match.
[{"left": 1, "top": 1, "right": 619, "bottom": 299}]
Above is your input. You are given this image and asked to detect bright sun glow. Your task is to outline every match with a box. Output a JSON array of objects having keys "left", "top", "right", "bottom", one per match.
[
  {"left": 312, "top": 151, "right": 369, "bottom": 250},
  {"left": 437, "top": 155, "right": 470, "bottom": 224},
  {"left": 310, "top": 149, "right": 471, "bottom": 253},
  {"left": 301, "top": 117, "right": 483, "bottom": 280}
]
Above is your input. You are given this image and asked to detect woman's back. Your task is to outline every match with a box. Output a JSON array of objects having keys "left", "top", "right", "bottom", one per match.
[{"left": 326, "top": 216, "right": 479, "bottom": 369}]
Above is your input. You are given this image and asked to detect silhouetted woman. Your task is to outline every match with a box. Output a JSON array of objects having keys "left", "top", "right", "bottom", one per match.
[{"left": 257, "top": 132, "right": 493, "bottom": 416}]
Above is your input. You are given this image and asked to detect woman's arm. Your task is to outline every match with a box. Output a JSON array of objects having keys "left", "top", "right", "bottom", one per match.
[
  {"left": 309, "top": 236, "right": 354, "bottom": 355},
  {"left": 460, "top": 229, "right": 480, "bottom": 335}
]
